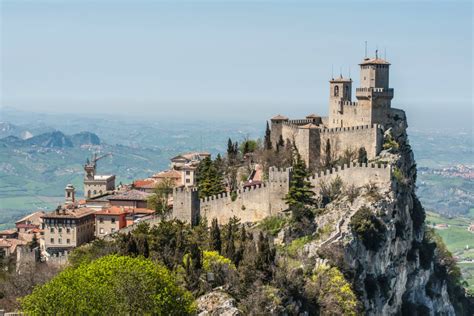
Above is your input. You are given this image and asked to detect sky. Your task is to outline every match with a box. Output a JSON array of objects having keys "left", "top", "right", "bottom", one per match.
[{"left": 1, "top": 0, "right": 473, "bottom": 130}]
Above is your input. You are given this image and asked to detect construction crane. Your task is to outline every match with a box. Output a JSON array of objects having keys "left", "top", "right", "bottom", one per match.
[{"left": 91, "top": 152, "right": 112, "bottom": 165}]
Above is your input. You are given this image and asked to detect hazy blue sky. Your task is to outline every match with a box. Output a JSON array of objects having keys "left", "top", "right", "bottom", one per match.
[{"left": 1, "top": 0, "right": 472, "bottom": 129}]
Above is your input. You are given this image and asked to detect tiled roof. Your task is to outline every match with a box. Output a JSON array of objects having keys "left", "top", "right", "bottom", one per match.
[
  {"left": 359, "top": 57, "right": 390, "bottom": 65},
  {"left": 133, "top": 179, "right": 157, "bottom": 189},
  {"left": 271, "top": 114, "right": 289, "bottom": 121},
  {"left": 15, "top": 211, "right": 45, "bottom": 224},
  {"left": 0, "top": 238, "right": 27, "bottom": 253},
  {"left": 0, "top": 229, "right": 17, "bottom": 235},
  {"left": 152, "top": 169, "right": 181, "bottom": 179},
  {"left": 107, "top": 189, "right": 152, "bottom": 201},
  {"left": 42, "top": 207, "right": 96, "bottom": 219},
  {"left": 96, "top": 206, "right": 129, "bottom": 216},
  {"left": 306, "top": 114, "right": 321, "bottom": 118}
]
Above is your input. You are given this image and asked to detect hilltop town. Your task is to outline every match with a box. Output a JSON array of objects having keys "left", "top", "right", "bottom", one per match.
[{"left": 2, "top": 54, "right": 471, "bottom": 315}]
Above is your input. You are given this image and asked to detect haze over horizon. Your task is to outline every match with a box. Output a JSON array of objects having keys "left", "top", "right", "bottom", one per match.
[{"left": 1, "top": 1, "right": 472, "bottom": 131}]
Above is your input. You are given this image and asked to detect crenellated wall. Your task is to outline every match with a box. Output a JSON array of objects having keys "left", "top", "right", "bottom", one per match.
[
  {"left": 172, "top": 164, "right": 392, "bottom": 226},
  {"left": 308, "top": 162, "right": 392, "bottom": 195},
  {"left": 319, "top": 124, "right": 383, "bottom": 161}
]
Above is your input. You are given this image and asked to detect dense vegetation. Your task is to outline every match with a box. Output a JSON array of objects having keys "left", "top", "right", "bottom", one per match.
[{"left": 20, "top": 255, "right": 195, "bottom": 315}]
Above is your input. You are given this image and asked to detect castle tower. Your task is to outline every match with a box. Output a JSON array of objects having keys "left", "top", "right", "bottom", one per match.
[
  {"left": 356, "top": 53, "right": 394, "bottom": 125},
  {"left": 65, "top": 184, "right": 75, "bottom": 204},
  {"left": 270, "top": 114, "right": 289, "bottom": 148},
  {"left": 328, "top": 75, "right": 352, "bottom": 128}
]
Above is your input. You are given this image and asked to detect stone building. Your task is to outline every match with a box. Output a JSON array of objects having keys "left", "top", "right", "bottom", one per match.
[
  {"left": 41, "top": 185, "right": 96, "bottom": 255},
  {"left": 269, "top": 54, "right": 395, "bottom": 170},
  {"left": 172, "top": 54, "right": 399, "bottom": 226},
  {"left": 83, "top": 153, "right": 115, "bottom": 198},
  {"left": 95, "top": 206, "right": 128, "bottom": 236}
]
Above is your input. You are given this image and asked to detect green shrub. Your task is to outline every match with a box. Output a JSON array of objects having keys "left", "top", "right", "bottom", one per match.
[
  {"left": 258, "top": 215, "right": 287, "bottom": 236},
  {"left": 349, "top": 207, "right": 386, "bottom": 251},
  {"left": 383, "top": 132, "right": 399, "bottom": 151},
  {"left": 20, "top": 255, "right": 195, "bottom": 315},
  {"left": 287, "top": 236, "right": 313, "bottom": 257},
  {"left": 305, "top": 265, "right": 359, "bottom": 315}
]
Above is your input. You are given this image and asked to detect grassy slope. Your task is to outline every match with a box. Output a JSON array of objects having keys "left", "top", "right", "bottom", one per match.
[{"left": 426, "top": 210, "right": 474, "bottom": 291}]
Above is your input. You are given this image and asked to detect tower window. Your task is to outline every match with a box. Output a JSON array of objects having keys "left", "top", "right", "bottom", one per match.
[{"left": 334, "top": 86, "right": 339, "bottom": 97}]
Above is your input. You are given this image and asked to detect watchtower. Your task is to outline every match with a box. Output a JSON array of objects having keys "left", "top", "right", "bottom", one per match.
[{"left": 356, "top": 52, "right": 394, "bottom": 125}]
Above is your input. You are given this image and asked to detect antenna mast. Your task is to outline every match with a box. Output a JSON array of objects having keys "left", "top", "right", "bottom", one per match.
[{"left": 364, "top": 41, "right": 368, "bottom": 58}]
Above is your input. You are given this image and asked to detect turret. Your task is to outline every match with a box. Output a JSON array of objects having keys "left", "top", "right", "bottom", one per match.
[{"left": 356, "top": 53, "right": 394, "bottom": 103}]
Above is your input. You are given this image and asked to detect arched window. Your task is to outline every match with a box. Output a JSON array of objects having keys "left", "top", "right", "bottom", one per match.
[
  {"left": 334, "top": 85, "right": 339, "bottom": 97},
  {"left": 93, "top": 190, "right": 97, "bottom": 195},
  {"left": 87, "top": 190, "right": 91, "bottom": 198},
  {"left": 344, "top": 85, "right": 349, "bottom": 97}
]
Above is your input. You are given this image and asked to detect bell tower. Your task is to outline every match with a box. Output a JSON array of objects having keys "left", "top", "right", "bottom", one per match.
[{"left": 328, "top": 75, "right": 352, "bottom": 128}]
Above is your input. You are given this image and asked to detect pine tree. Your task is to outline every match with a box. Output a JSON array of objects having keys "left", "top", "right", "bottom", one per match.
[
  {"left": 264, "top": 121, "right": 272, "bottom": 150},
  {"left": 197, "top": 157, "right": 225, "bottom": 198},
  {"left": 209, "top": 218, "right": 222, "bottom": 253},
  {"left": 284, "top": 147, "right": 315, "bottom": 209}
]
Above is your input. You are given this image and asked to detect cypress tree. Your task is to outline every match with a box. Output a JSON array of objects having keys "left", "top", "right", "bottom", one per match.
[
  {"left": 264, "top": 121, "right": 272, "bottom": 150},
  {"left": 127, "top": 236, "right": 139, "bottom": 256},
  {"left": 358, "top": 147, "right": 368, "bottom": 164},
  {"left": 224, "top": 223, "right": 235, "bottom": 261},
  {"left": 29, "top": 233, "right": 39, "bottom": 250},
  {"left": 143, "top": 237, "right": 150, "bottom": 258},
  {"left": 276, "top": 135, "right": 285, "bottom": 151},
  {"left": 210, "top": 218, "right": 222, "bottom": 253},
  {"left": 324, "top": 139, "right": 332, "bottom": 168}
]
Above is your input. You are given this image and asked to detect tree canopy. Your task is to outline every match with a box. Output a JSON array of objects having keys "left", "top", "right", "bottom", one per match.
[{"left": 20, "top": 255, "right": 195, "bottom": 315}]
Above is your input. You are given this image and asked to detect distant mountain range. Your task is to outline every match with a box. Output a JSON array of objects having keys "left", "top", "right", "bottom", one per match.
[{"left": 0, "top": 130, "right": 100, "bottom": 148}]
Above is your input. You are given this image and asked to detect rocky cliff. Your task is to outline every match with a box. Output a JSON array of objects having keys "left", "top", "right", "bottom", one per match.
[{"left": 303, "top": 110, "right": 470, "bottom": 315}]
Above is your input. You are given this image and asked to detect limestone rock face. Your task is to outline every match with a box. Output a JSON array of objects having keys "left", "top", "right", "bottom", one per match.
[
  {"left": 341, "top": 111, "right": 459, "bottom": 315},
  {"left": 196, "top": 290, "right": 241, "bottom": 316}
]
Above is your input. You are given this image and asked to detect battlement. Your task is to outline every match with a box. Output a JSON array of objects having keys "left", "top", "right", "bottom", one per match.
[
  {"left": 308, "top": 162, "right": 390, "bottom": 180},
  {"left": 281, "top": 121, "right": 300, "bottom": 130},
  {"left": 338, "top": 100, "right": 359, "bottom": 106},
  {"left": 288, "top": 119, "right": 315, "bottom": 125},
  {"left": 308, "top": 162, "right": 392, "bottom": 193},
  {"left": 356, "top": 87, "right": 394, "bottom": 99},
  {"left": 319, "top": 124, "right": 381, "bottom": 134},
  {"left": 173, "top": 186, "right": 199, "bottom": 193}
]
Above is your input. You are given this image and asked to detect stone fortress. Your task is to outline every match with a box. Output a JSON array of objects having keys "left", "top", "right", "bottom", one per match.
[{"left": 173, "top": 53, "right": 402, "bottom": 225}]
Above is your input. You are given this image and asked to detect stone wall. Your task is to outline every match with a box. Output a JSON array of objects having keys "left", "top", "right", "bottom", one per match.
[
  {"left": 172, "top": 187, "right": 200, "bottom": 225},
  {"left": 308, "top": 162, "right": 392, "bottom": 196},
  {"left": 172, "top": 163, "right": 392, "bottom": 226},
  {"left": 319, "top": 124, "right": 382, "bottom": 161}
]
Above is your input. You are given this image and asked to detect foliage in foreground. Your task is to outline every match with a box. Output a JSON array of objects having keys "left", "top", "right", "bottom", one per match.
[{"left": 20, "top": 255, "right": 195, "bottom": 315}]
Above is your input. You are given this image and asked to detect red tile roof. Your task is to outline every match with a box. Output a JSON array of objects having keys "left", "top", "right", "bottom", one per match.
[
  {"left": 133, "top": 179, "right": 157, "bottom": 189},
  {"left": 96, "top": 206, "right": 129, "bottom": 216}
]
